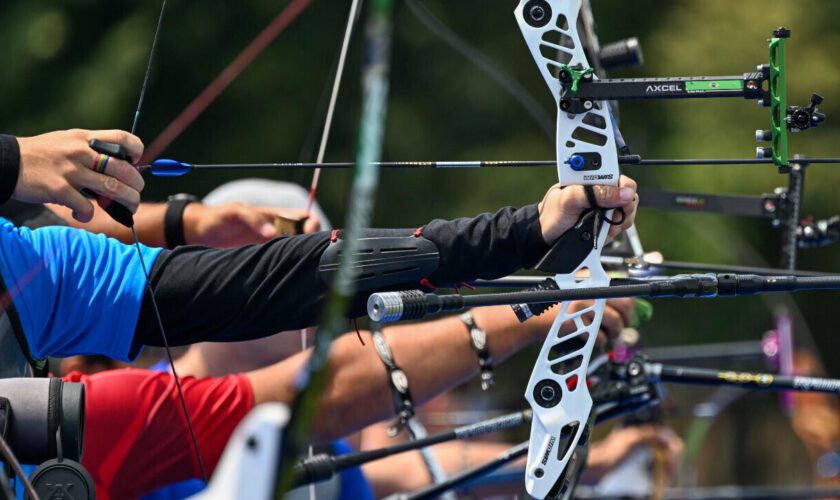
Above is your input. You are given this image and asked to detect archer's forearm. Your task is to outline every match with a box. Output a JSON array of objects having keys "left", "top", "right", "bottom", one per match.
[
  {"left": 247, "top": 305, "right": 546, "bottom": 443},
  {"left": 47, "top": 202, "right": 168, "bottom": 246},
  {"left": 133, "top": 205, "right": 549, "bottom": 349}
]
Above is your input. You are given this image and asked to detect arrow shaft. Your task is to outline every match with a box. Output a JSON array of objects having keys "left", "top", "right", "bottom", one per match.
[
  {"left": 148, "top": 156, "right": 840, "bottom": 176},
  {"left": 187, "top": 160, "right": 554, "bottom": 169}
]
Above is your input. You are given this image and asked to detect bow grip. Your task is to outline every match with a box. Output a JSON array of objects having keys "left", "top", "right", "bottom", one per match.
[
  {"left": 81, "top": 139, "right": 135, "bottom": 228},
  {"left": 534, "top": 209, "right": 599, "bottom": 274},
  {"left": 511, "top": 210, "right": 600, "bottom": 322}
]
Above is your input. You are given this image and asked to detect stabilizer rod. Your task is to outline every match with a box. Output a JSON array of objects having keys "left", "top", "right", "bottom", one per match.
[
  {"left": 368, "top": 273, "right": 840, "bottom": 323},
  {"left": 648, "top": 363, "right": 840, "bottom": 394},
  {"left": 291, "top": 410, "right": 531, "bottom": 488}
]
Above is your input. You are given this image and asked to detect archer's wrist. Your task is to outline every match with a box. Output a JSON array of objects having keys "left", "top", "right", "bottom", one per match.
[
  {"left": 423, "top": 204, "right": 551, "bottom": 285},
  {"left": 167, "top": 195, "right": 200, "bottom": 247}
]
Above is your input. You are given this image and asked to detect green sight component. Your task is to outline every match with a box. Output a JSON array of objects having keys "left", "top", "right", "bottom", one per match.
[
  {"left": 684, "top": 80, "right": 743, "bottom": 92},
  {"left": 559, "top": 64, "right": 595, "bottom": 94},
  {"left": 631, "top": 299, "right": 654, "bottom": 328},
  {"left": 769, "top": 32, "right": 789, "bottom": 170}
]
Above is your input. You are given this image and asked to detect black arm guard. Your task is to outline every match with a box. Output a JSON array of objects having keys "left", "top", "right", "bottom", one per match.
[{"left": 319, "top": 230, "right": 440, "bottom": 291}]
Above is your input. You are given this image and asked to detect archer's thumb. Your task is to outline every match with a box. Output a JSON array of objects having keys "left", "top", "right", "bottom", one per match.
[{"left": 595, "top": 184, "right": 636, "bottom": 208}]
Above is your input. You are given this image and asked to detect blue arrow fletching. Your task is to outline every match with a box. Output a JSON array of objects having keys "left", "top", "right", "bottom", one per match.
[{"left": 150, "top": 159, "right": 193, "bottom": 177}]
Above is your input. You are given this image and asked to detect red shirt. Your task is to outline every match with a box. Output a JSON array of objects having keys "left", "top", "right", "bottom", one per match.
[{"left": 63, "top": 369, "right": 254, "bottom": 499}]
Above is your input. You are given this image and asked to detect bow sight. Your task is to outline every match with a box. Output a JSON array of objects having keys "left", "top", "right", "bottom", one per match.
[{"left": 553, "top": 27, "right": 824, "bottom": 174}]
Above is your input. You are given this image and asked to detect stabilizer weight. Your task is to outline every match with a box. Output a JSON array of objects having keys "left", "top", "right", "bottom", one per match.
[{"left": 367, "top": 290, "right": 465, "bottom": 323}]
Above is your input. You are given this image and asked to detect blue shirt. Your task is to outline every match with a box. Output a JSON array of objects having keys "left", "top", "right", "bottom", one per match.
[{"left": 0, "top": 217, "right": 161, "bottom": 361}]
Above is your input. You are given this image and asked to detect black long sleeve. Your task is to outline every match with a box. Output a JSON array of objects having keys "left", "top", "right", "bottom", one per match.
[
  {"left": 134, "top": 204, "right": 549, "bottom": 348},
  {"left": 424, "top": 204, "right": 548, "bottom": 285},
  {"left": 0, "top": 135, "right": 21, "bottom": 204}
]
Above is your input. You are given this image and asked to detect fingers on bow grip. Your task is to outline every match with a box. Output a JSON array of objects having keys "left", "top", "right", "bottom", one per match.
[
  {"left": 89, "top": 139, "right": 131, "bottom": 161},
  {"left": 82, "top": 139, "right": 135, "bottom": 228},
  {"left": 534, "top": 208, "right": 600, "bottom": 275}
]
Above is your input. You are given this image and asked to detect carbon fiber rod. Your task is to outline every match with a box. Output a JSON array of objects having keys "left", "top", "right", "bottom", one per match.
[
  {"left": 648, "top": 363, "right": 840, "bottom": 394},
  {"left": 368, "top": 273, "right": 840, "bottom": 322},
  {"left": 387, "top": 441, "right": 529, "bottom": 500},
  {"left": 291, "top": 410, "right": 531, "bottom": 487},
  {"left": 650, "top": 260, "right": 834, "bottom": 277}
]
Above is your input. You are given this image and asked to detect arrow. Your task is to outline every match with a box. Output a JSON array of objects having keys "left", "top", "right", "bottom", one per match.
[{"left": 146, "top": 156, "right": 840, "bottom": 177}]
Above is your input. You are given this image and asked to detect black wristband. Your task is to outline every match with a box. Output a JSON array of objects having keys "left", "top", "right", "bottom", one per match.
[
  {"left": 164, "top": 196, "right": 196, "bottom": 249},
  {"left": 0, "top": 135, "right": 21, "bottom": 205},
  {"left": 460, "top": 311, "right": 494, "bottom": 391}
]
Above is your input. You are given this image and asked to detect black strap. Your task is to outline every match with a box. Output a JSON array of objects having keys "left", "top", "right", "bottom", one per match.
[
  {"left": 583, "top": 185, "right": 626, "bottom": 226},
  {"left": 0, "top": 273, "right": 47, "bottom": 377},
  {"left": 372, "top": 328, "right": 417, "bottom": 437},
  {"left": 459, "top": 312, "right": 494, "bottom": 391},
  {"left": 46, "top": 378, "right": 61, "bottom": 460},
  {"left": 163, "top": 198, "right": 196, "bottom": 249},
  {"left": 583, "top": 184, "right": 600, "bottom": 211},
  {"left": 581, "top": 185, "right": 627, "bottom": 251}
]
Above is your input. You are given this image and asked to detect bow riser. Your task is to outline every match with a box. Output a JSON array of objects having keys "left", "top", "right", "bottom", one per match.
[
  {"left": 515, "top": 0, "right": 620, "bottom": 186},
  {"left": 523, "top": 271, "right": 609, "bottom": 498},
  {"left": 516, "top": 0, "right": 619, "bottom": 497}
]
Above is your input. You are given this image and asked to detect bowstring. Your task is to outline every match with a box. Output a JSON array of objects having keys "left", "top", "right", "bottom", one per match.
[
  {"left": 275, "top": 0, "right": 394, "bottom": 493},
  {"left": 298, "top": 3, "right": 362, "bottom": 499},
  {"left": 304, "top": 0, "right": 363, "bottom": 216},
  {"left": 128, "top": 0, "right": 207, "bottom": 481}
]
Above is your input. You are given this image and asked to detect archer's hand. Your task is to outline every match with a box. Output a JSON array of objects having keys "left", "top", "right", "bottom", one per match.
[
  {"left": 587, "top": 425, "right": 683, "bottom": 477},
  {"left": 183, "top": 203, "right": 322, "bottom": 247},
  {"left": 527, "top": 298, "right": 635, "bottom": 346},
  {"left": 15, "top": 129, "right": 145, "bottom": 222},
  {"left": 538, "top": 175, "right": 638, "bottom": 244}
]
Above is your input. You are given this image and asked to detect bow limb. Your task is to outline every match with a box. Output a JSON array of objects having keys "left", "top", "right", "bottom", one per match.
[{"left": 275, "top": 0, "right": 395, "bottom": 494}]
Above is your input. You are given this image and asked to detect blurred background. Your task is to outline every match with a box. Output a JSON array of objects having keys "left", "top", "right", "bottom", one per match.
[{"left": 2, "top": 0, "right": 840, "bottom": 492}]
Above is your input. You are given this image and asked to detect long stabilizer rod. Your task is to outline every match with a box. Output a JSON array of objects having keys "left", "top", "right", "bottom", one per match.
[
  {"left": 648, "top": 363, "right": 840, "bottom": 394},
  {"left": 292, "top": 410, "right": 531, "bottom": 488},
  {"left": 368, "top": 273, "right": 840, "bottom": 323}
]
